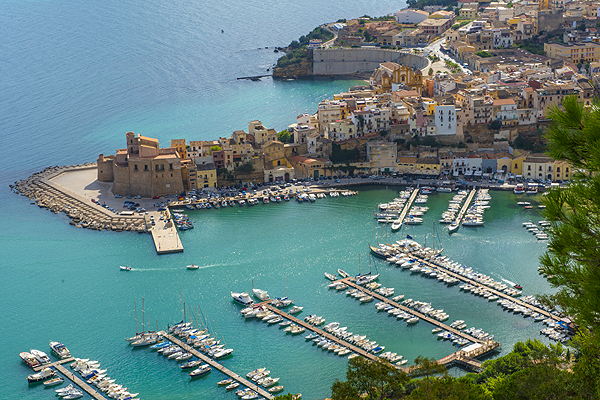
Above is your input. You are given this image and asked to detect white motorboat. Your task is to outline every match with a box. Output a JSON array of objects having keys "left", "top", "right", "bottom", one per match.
[
  {"left": 289, "top": 306, "right": 303, "bottom": 314},
  {"left": 27, "top": 367, "right": 55, "bottom": 382},
  {"left": 337, "top": 269, "right": 350, "bottom": 278},
  {"left": 252, "top": 288, "right": 270, "bottom": 301},
  {"left": 120, "top": 265, "right": 132, "bottom": 271},
  {"left": 231, "top": 292, "right": 254, "bottom": 306},
  {"left": 187, "top": 264, "right": 200, "bottom": 270},
  {"left": 324, "top": 272, "right": 337, "bottom": 281},
  {"left": 43, "top": 376, "right": 64, "bottom": 386},
  {"left": 30, "top": 349, "right": 51, "bottom": 364},
  {"left": 50, "top": 341, "right": 71, "bottom": 359}
]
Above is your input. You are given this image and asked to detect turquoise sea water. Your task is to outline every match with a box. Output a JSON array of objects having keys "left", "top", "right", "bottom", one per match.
[{"left": 1, "top": 0, "right": 556, "bottom": 399}]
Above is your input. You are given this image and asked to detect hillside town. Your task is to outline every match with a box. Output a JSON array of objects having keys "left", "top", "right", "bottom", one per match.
[{"left": 96, "top": 0, "right": 597, "bottom": 197}]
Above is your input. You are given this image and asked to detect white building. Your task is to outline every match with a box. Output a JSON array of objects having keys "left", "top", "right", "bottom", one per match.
[
  {"left": 493, "top": 29, "right": 513, "bottom": 49},
  {"left": 395, "top": 9, "right": 430, "bottom": 24},
  {"left": 493, "top": 99, "right": 517, "bottom": 126},
  {"left": 453, "top": 156, "right": 482, "bottom": 176},
  {"left": 434, "top": 105, "right": 456, "bottom": 135}
]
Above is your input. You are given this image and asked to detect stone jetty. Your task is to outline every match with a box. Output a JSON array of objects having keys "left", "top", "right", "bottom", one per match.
[{"left": 10, "top": 163, "right": 149, "bottom": 233}]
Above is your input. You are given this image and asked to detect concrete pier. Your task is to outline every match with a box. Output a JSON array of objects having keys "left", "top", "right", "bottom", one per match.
[{"left": 151, "top": 209, "right": 183, "bottom": 254}]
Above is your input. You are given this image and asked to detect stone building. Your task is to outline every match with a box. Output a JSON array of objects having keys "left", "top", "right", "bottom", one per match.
[{"left": 97, "top": 132, "right": 184, "bottom": 197}]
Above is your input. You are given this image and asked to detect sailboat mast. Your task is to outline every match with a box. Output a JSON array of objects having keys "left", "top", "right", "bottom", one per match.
[
  {"left": 142, "top": 297, "right": 145, "bottom": 333},
  {"left": 135, "top": 300, "right": 138, "bottom": 335}
]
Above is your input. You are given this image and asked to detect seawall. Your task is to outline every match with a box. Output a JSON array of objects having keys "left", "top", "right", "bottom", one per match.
[{"left": 313, "top": 48, "right": 429, "bottom": 76}]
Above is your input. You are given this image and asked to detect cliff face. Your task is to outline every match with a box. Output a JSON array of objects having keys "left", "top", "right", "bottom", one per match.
[{"left": 272, "top": 50, "right": 313, "bottom": 80}]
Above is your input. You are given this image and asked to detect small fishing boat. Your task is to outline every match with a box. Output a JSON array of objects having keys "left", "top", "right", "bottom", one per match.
[
  {"left": 337, "top": 269, "right": 350, "bottom": 278},
  {"left": 268, "top": 385, "right": 284, "bottom": 393},
  {"left": 120, "top": 266, "right": 132, "bottom": 271},
  {"left": 226, "top": 382, "right": 239, "bottom": 390},
  {"left": 514, "top": 284, "right": 523, "bottom": 290},
  {"left": 186, "top": 264, "right": 200, "bottom": 270},
  {"left": 218, "top": 378, "right": 233, "bottom": 386},
  {"left": 180, "top": 360, "right": 202, "bottom": 369},
  {"left": 324, "top": 272, "right": 337, "bottom": 281},
  {"left": 289, "top": 306, "right": 303, "bottom": 314}
]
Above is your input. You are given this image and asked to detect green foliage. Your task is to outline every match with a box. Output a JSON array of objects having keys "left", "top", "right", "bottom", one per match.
[
  {"left": 277, "top": 129, "right": 293, "bottom": 144},
  {"left": 235, "top": 162, "right": 253, "bottom": 173},
  {"left": 273, "top": 394, "right": 295, "bottom": 400},
  {"left": 489, "top": 120, "right": 502, "bottom": 130},
  {"left": 208, "top": 145, "right": 222, "bottom": 155},
  {"left": 407, "top": 376, "right": 490, "bottom": 400},
  {"left": 337, "top": 18, "right": 347, "bottom": 23},
  {"left": 542, "top": 95, "right": 600, "bottom": 329},
  {"left": 475, "top": 51, "right": 493, "bottom": 58},
  {"left": 331, "top": 357, "right": 409, "bottom": 400},
  {"left": 330, "top": 143, "right": 360, "bottom": 164},
  {"left": 277, "top": 27, "right": 332, "bottom": 68},
  {"left": 428, "top": 68, "right": 434, "bottom": 76},
  {"left": 407, "top": 0, "right": 459, "bottom": 11},
  {"left": 513, "top": 42, "right": 545, "bottom": 56}
]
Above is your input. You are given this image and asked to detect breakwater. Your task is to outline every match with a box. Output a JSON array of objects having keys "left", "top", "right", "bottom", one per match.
[{"left": 10, "top": 164, "right": 149, "bottom": 233}]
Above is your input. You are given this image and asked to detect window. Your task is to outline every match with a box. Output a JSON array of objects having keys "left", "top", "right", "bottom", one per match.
[
  {"left": 169, "top": 163, "right": 173, "bottom": 170},
  {"left": 528, "top": 165, "right": 531, "bottom": 171},
  {"left": 134, "top": 165, "right": 138, "bottom": 171},
  {"left": 145, "top": 165, "right": 148, "bottom": 171}
]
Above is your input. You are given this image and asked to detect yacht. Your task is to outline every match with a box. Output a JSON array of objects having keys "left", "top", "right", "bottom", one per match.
[
  {"left": 189, "top": 364, "right": 212, "bottom": 377},
  {"left": 252, "top": 288, "right": 270, "bottom": 301},
  {"left": 27, "top": 367, "right": 56, "bottom": 383},
  {"left": 20, "top": 352, "right": 41, "bottom": 368},
  {"left": 289, "top": 306, "right": 303, "bottom": 314},
  {"left": 50, "top": 341, "right": 71, "bottom": 359},
  {"left": 231, "top": 292, "right": 254, "bottom": 306},
  {"left": 30, "top": 349, "right": 51, "bottom": 364}
]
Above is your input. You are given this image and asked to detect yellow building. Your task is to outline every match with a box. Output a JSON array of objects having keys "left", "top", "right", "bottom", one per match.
[
  {"left": 511, "top": 155, "right": 525, "bottom": 176},
  {"left": 544, "top": 42, "right": 600, "bottom": 64},
  {"left": 171, "top": 139, "right": 187, "bottom": 160},
  {"left": 290, "top": 156, "right": 331, "bottom": 179},
  {"left": 523, "top": 154, "right": 555, "bottom": 180},
  {"left": 371, "top": 62, "right": 423, "bottom": 94},
  {"left": 396, "top": 156, "right": 418, "bottom": 173},
  {"left": 553, "top": 161, "right": 572, "bottom": 181},
  {"left": 367, "top": 141, "right": 398, "bottom": 173},
  {"left": 196, "top": 163, "right": 217, "bottom": 189},
  {"left": 459, "top": 8, "right": 477, "bottom": 19},
  {"left": 423, "top": 99, "right": 437, "bottom": 115},
  {"left": 415, "top": 157, "right": 441, "bottom": 173}
]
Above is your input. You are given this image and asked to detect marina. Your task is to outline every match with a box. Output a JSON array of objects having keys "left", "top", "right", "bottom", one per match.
[
  {"left": 9, "top": 187, "right": 560, "bottom": 399},
  {"left": 371, "top": 241, "right": 563, "bottom": 324},
  {"left": 159, "top": 332, "right": 275, "bottom": 400}
]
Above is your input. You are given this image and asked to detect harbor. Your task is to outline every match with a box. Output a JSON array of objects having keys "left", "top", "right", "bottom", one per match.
[{"left": 10, "top": 188, "right": 560, "bottom": 399}]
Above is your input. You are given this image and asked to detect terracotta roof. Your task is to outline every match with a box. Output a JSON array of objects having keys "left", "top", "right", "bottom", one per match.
[{"left": 493, "top": 98, "right": 516, "bottom": 106}]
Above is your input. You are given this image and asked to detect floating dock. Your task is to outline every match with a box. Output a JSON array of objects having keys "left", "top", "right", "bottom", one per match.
[
  {"left": 340, "top": 279, "right": 494, "bottom": 346},
  {"left": 261, "top": 303, "right": 387, "bottom": 365},
  {"left": 160, "top": 332, "right": 274, "bottom": 400},
  {"left": 33, "top": 357, "right": 108, "bottom": 400},
  {"left": 450, "top": 187, "right": 477, "bottom": 232},
  {"left": 398, "top": 253, "right": 562, "bottom": 322},
  {"left": 33, "top": 357, "right": 75, "bottom": 372},
  {"left": 394, "top": 187, "right": 420, "bottom": 227},
  {"left": 53, "top": 363, "right": 108, "bottom": 400}
]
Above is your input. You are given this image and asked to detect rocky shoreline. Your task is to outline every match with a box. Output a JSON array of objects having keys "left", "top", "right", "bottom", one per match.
[{"left": 10, "top": 164, "right": 150, "bottom": 233}]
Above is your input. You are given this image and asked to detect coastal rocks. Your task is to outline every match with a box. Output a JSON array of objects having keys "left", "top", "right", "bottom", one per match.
[{"left": 11, "top": 163, "right": 150, "bottom": 234}]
